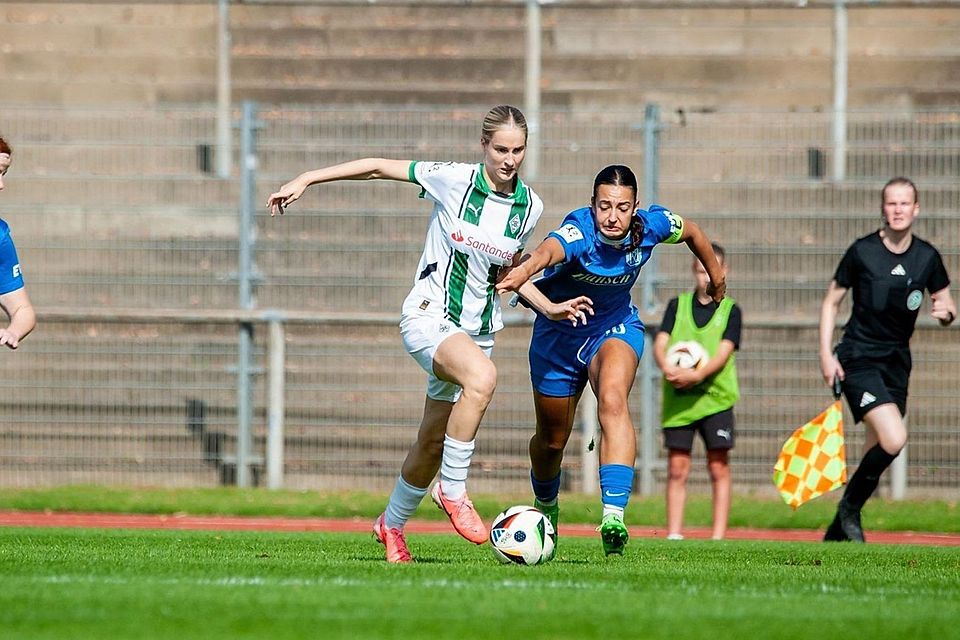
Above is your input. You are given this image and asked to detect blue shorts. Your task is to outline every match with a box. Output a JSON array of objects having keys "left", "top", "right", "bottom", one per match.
[{"left": 529, "top": 310, "right": 646, "bottom": 398}]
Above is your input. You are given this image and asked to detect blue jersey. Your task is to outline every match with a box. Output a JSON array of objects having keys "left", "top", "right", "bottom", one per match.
[
  {"left": 0, "top": 219, "right": 24, "bottom": 295},
  {"left": 535, "top": 205, "right": 684, "bottom": 335}
]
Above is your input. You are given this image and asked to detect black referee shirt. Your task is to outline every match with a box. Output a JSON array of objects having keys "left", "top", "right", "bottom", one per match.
[{"left": 834, "top": 231, "right": 950, "bottom": 354}]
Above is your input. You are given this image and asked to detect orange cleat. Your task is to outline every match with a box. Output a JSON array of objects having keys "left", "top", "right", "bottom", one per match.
[
  {"left": 372, "top": 513, "right": 413, "bottom": 563},
  {"left": 430, "top": 482, "right": 488, "bottom": 544}
]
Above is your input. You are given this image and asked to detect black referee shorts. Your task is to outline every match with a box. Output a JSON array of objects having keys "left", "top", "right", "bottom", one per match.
[{"left": 837, "top": 348, "right": 911, "bottom": 423}]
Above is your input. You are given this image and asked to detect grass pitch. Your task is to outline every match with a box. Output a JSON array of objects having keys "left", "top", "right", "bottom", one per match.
[{"left": 1, "top": 527, "right": 958, "bottom": 640}]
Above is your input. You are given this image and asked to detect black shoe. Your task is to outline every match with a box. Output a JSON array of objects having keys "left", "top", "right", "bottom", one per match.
[
  {"left": 823, "top": 512, "right": 847, "bottom": 542},
  {"left": 837, "top": 501, "right": 865, "bottom": 543},
  {"left": 837, "top": 500, "right": 866, "bottom": 543}
]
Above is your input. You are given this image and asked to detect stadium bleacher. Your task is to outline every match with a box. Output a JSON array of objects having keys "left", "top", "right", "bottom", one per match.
[{"left": 0, "top": 2, "right": 957, "bottom": 494}]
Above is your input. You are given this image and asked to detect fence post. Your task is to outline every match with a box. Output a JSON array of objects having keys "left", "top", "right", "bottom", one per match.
[
  {"left": 579, "top": 387, "right": 599, "bottom": 495},
  {"left": 638, "top": 103, "right": 662, "bottom": 496},
  {"left": 216, "top": 0, "right": 232, "bottom": 178},
  {"left": 889, "top": 412, "right": 907, "bottom": 499},
  {"left": 266, "top": 315, "right": 286, "bottom": 490},
  {"left": 832, "top": 0, "right": 847, "bottom": 182},
  {"left": 236, "top": 100, "right": 259, "bottom": 488},
  {"left": 524, "top": 0, "right": 542, "bottom": 180}
]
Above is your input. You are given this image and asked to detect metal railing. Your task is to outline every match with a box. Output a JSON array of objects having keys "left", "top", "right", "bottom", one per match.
[{"left": 1, "top": 104, "right": 958, "bottom": 497}]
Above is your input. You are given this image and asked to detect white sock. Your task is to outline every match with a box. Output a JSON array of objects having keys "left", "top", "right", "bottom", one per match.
[
  {"left": 439, "top": 435, "right": 474, "bottom": 500},
  {"left": 384, "top": 475, "right": 428, "bottom": 530},
  {"left": 602, "top": 505, "right": 625, "bottom": 519}
]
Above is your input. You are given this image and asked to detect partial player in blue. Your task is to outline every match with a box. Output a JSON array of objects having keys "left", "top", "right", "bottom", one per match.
[
  {"left": 497, "top": 165, "right": 725, "bottom": 556},
  {"left": 0, "top": 136, "right": 36, "bottom": 350}
]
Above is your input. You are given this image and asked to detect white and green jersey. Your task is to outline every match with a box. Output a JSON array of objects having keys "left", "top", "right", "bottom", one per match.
[{"left": 404, "top": 161, "right": 543, "bottom": 335}]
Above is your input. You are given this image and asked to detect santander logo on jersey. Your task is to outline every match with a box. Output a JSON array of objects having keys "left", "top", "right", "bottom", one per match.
[{"left": 450, "top": 229, "right": 515, "bottom": 262}]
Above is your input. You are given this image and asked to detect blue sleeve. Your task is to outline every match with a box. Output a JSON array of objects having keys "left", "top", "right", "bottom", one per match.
[
  {"left": 0, "top": 222, "right": 24, "bottom": 295},
  {"left": 646, "top": 205, "right": 685, "bottom": 245},
  {"left": 547, "top": 209, "right": 590, "bottom": 263}
]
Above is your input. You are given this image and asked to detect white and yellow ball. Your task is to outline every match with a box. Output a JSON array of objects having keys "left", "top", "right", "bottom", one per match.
[{"left": 665, "top": 340, "right": 707, "bottom": 370}]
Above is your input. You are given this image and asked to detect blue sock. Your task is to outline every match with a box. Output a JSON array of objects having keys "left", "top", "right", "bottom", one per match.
[
  {"left": 599, "top": 464, "right": 634, "bottom": 511},
  {"left": 531, "top": 470, "right": 561, "bottom": 504}
]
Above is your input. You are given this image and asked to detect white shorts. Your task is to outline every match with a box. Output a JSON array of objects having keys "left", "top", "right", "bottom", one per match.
[{"left": 400, "top": 307, "right": 494, "bottom": 403}]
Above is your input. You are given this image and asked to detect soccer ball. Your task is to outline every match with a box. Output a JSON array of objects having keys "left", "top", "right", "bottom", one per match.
[
  {"left": 489, "top": 505, "right": 556, "bottom": 565},
  {"left": 665, "top": 340, "right": 707, "bottom": 370}
]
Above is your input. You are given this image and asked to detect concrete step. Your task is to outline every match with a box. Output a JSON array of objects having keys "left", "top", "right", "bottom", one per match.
[
  {"left": 0, "top": 175, "right": 237, "bottom": 209},
  {"left": 18, "top": 144, "right": 209, "bottom": 177},
  {"left": 2, "top": 3, "right": 958, "bottom": 110}
]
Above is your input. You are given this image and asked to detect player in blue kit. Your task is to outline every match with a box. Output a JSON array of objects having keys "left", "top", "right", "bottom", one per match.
[
  {"left": 0, "top": 137, "right": 36, "bottom": 350},
  {"left": 497, "top": 165, "right": 724, "bottom": 556}
]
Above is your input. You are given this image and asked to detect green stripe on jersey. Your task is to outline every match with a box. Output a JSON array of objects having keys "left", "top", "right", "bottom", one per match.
[
  {"left": 463, "top": 186, "right": 487, "bottom": 225},
  {"left": 409, "top": 161, "right": 428, "bottom": 198},
  {"left": 478, "top": 263, "right": 500, "bottom": 334},
  {"left": 446, "top": 250, "right": 470, "bottom": 325}
]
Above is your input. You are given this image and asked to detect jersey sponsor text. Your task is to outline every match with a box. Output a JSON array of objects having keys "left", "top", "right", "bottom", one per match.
[{"left": 571, "top": 272, "right": 633, "bottom": 286}]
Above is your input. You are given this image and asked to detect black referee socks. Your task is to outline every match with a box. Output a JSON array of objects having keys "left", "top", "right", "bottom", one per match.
[{"left": 842, "top": 444, "right": 899, "bottom": 510}]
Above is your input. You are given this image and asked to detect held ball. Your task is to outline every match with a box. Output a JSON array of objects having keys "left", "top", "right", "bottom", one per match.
[
  {"left": 665, "top": 340, "right": 707, "bottom": 370},
  {"left": 489, "top": 505, "right": 556, "bottom": 565}
]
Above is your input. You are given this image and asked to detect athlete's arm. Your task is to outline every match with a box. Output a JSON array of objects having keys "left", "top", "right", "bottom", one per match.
[
  {"left": 495, "top": 236, "right": 565, "bottom": 295},
  {"left": 930, "top": 286, "right": 957, "bottom": 326},
  {"left": 266, "top": 158, "right": 412, "bottom": 215},
  {"left": 679, "top": 220, "right": 725, "bottom": 302},
  {"left": 819, "top": 280, "right": 848, "bottom": 386},
  {"left": 515, "top": 280, "right": 593, "bottom": 327},
  {"left": 0, "top": 287, "right": 35, "bottom": 349}
]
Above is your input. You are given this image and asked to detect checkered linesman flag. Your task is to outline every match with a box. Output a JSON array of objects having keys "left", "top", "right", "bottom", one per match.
[{"left": 772, "top": 382, "right": 848, "bottom": 509}]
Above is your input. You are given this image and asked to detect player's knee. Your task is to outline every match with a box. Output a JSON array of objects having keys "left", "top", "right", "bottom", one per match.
[
  {"left": 667, "top": 465, "right": 689, "bottom": 483},
  {"left": 462, "top": 362, "right": 497, "bottom": 405},
  {"left": 885, "top": 432, "right": 907, "bottom": 455},
  {"left": 596, "top": 389, "right": 629, "bottom": 420},
  {"left": 667, "top": 456, "right": 691, "bottom": 482},
  {"left": 708, "top": 460, "right": 730, "bottom": 482},
  {"left": 537, "top": 432, "right": 569, "bottom": 453}
]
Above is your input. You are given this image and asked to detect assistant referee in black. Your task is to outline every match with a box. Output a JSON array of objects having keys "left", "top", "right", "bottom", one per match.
[{"left": 818, "top": 177, "right": 956, "bottom": 543}]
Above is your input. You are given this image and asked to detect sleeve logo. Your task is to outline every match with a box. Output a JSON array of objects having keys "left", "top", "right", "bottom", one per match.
[
  {"left": 556, "top": 224, "right": 584, "bottom": 244},
  {"left": 12, "top": 264, "right": 20, "bottom": 278},
  {"left": 425, "top": 161, "right": 453, "bottom": 174}
]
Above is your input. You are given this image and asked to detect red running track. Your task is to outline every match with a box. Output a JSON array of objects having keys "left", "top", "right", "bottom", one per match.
[{"left": 0, "top": 511, "right": 957, "bottom": 546}]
